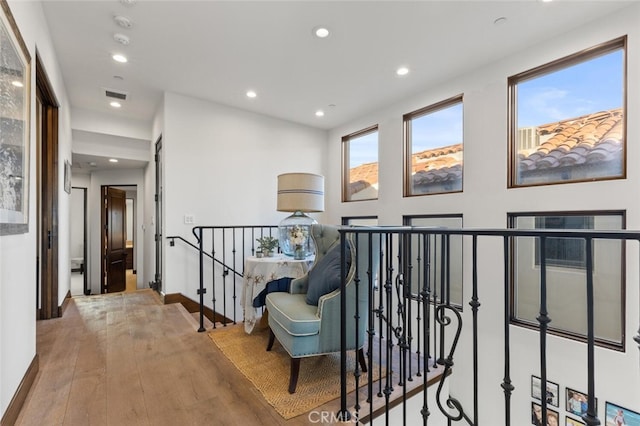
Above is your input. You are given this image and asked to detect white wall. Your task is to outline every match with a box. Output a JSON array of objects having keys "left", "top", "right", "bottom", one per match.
[
  {"left": 159, "top": 92, "right": 327, "bottom": 299},
  {"left": 0, "top": 0, "right": 72, "bottom": 417},
  {"left": 327, "top": 4, "right": 640, "bottom": 424}
]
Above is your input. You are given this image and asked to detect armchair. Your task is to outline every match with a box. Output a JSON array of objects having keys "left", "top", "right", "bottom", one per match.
[{"left": 265, "top": 224, "right": 379, "bottom": 393}]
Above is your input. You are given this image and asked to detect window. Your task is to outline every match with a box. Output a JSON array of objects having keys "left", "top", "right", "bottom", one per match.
[
  {"left": 342, "top": 126, "right": 378, "bottom": 202},
  {"left": 508, "top": 37, "right": 626, "bottom": 187},
  {"left": 404, "top": 215, "right": 463, "bottom": 308},
  {"left": 509, "top": 211, "right": 625, "bottom": 348},
  {"left": 404, "top": 95, "right": 463, "bottom": 196},
  {"left": 342, "top": 216, "right": 378, "bottom": 226},
  {"left": 533, "top": 216, "right": 593, "bottom": 269}
]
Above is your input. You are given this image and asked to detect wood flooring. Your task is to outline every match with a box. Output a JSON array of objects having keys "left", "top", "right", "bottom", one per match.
[
  {"left": 15, "top": 289, "right": 443, "bottom": 425},
  {"left": 15, "top": 290, "right": 313, "bottom": 425}
]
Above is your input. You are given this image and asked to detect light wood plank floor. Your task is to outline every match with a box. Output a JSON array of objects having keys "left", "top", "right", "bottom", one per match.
[
  {"left": 15, "top": 290, "right": 314, "bottom": 426},
  {"left": 16, "top": 289, "right": 442, "bottom": 425}
]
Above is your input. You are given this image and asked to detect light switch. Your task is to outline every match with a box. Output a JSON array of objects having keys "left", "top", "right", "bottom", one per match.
[{"left": 184, "top": 214, "right": 195, "bottom": 224}]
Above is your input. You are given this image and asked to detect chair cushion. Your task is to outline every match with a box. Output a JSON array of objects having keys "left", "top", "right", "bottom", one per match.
[
  {"left": 266, "top": 292, "right": 320, "bottom": 336},
  {"left": 305, "top": 242, "right": 351, "bottom": 306}
]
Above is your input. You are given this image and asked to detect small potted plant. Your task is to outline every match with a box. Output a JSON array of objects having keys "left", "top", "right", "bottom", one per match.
[{"left": 256, "top": 236, "right": 278, "bottom": 257}]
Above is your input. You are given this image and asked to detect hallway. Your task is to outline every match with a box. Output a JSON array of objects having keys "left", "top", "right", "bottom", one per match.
[{"left": 15, "top": 290, "right": 312, "bottom": 425}]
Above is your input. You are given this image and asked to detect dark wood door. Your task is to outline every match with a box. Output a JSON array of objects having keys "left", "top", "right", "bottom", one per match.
[
  {"left": 36, "top": 55, "right": 60, "bottom": 319},
  {"left": 102, "top": 187, "right": 127, "bottom": 293}
]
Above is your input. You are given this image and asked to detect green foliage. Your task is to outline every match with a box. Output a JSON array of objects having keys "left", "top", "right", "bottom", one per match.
[{"left": 256, "top": 236, "right": 278, "bottom": 251}]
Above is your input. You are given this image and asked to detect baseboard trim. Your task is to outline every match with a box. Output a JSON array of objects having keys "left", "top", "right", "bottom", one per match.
[
  {"left": 1, "top": 354, "right": 39, "bottom": 426},
  {"left": 163, "top": 293, "right": 231, "bottom": 324},
  {"left": 58, "top": 290, "right": 72, "bottom": 317}
]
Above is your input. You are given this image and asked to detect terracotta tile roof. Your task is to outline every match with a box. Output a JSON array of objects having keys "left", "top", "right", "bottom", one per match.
[
  {"left": 347, "top": 162, "right": 377, "bottom": 197},
  {"left": 411, "top": 143, "right": 463, "bottom": 187},
  {"left": 519, "top": 108, "right": 624, "bottom": 172},
  {"left": 348, "top": 143, "right": 464, "bottom": 196},
  {"left": 347, "top": 108, "right": 623, "bottom": 196}
]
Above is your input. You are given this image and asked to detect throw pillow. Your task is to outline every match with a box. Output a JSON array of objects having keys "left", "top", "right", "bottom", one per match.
[{"left": 305, "top": 242, "right": 351, "bottom": 306}]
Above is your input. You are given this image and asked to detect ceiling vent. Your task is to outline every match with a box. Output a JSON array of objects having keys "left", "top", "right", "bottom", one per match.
[{"left": 105, "top": 89, "right": 127, "bottom": 101}]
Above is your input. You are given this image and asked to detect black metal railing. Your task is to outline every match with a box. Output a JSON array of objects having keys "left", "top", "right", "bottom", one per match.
[
  {"left": 170, "top": 224, "right": 640, "bottom": 424},
  {"left": 336, "top": 226, "right": 640, "bottom": 425},
  {"left": 168, "top": 225, "right": 278, "bottom": 331}
]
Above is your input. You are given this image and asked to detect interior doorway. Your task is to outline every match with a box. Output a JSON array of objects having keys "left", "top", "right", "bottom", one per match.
[
  {"left": 100, "top": 184, "right": 138, "bottom": 293},
  {"left": 35, "top": 55, "right": 60, "bottom": 319},
  {"left": 153, "top": 137, "right": 163, "bottom": 293},
  {"left": 70, "top": 187, "right": 88, "bottom": 296}
]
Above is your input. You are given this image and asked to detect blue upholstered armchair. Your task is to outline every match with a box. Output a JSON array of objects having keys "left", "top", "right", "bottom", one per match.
[{"left": 265, "top": 224, "right": 380, "bottom": 393}]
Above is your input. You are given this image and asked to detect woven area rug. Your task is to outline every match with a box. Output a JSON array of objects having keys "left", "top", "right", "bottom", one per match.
[{"left": 208, "top": 325, "right": 379, "bottom": 420}]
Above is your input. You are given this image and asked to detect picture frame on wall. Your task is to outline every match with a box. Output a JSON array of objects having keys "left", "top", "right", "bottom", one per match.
[
  {"left": 0, "top": 1, "right": 32, "bottom": 236},
  {"left": 531, "top": 375, "right": 560, "bottom": 407},
  {"left": 532, "top": 402, "right": 559, "bottom": 426},
  {"left": 566, "top": 388, "right": 597, "bottom": 417},
  {"left": 64, "top": 160, "right": 71, "bottom": 194},
  {"left": 605, "top": 402, "right": 640, "bottom": 426},
  {"left": 566, "top": 417, "right": 585, "bottom": 426}
]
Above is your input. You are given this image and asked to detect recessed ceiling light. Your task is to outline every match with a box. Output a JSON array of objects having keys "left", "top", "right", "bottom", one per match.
[
  {"left": 110, "top": 101, "right": 122, "bottom": 108},
  {"left": 313, "top": 26, "right": 330, "bottom": 38},
  {"left": 494, "top": 17, "right": 507, "bottom": 25},
  {"left": 109, "top": 158, "right": 119, "bottom": 163},
  {"left": 113, "top": 33, "right": 130, "bottom": 45},
  {"left": 114, "top": 15, "right": 133, "bottom": 29},
  {"left": 11, "top": 80, "right": 23, "bottom": 88},
  {"left": 112, "top": 54, "right": 128, "bottom": 63},
  {"left": 246, "top": 90, "right": 257, "bottom": 98},
  {"left": 315, "top": 110, "right": 325, "bottom": 117},
  {"left": 396, "top": 67, "right": 409, "bottom": 76}
]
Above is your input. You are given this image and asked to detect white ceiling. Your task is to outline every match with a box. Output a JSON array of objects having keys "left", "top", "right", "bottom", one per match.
[{"left": 38, "top": 0, "right": 634, "bottom": 168}]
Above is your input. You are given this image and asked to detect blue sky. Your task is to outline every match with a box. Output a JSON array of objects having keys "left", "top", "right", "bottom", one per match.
[
  {"left": 348, "top": 48, "right": 623, "bottom": 169},
  {"left": 518, "top": 49, "right": 623, "bottom": 127}
]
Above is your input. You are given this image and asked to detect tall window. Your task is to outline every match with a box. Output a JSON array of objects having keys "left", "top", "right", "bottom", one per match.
[
  {"left": 404, "top": 215, "right": 463, "bottom": 308},
  {"left": 342, "top": 216, "right": 378, "bottom": 226},
  {"left": 342, "top": 125, "right": 378, "bottom": 202},
  {"left": 509, "top": 211, "right": 624, "bottom": 348},
  {"left": 508, "top": 37, "right": 626, "bottom": 187},
  {"left": 404, "top": 95, "right": 463, "bottom": 196}
]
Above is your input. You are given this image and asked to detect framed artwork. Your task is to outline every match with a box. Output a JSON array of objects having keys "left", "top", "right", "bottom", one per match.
[
  {"left": 605, "top": 402, "right": 640, "bottom": 426},
  {"left": 532, "top": 402, "right": 559, "bottom": 426},
  {"left": 0, "top": 0, "right": 31, "bottom": 235},
  {"left": 566, "top": 388, "right": 597, "bottom": 417},
  {"left": 532, "top": 375, "right": 559, "bottom": 407},
  {"left": 64, "top": 160, "right": 71, "bottom": 194},
  {"left": 566, "top": 417, "right": 585, "bottom": 426}
]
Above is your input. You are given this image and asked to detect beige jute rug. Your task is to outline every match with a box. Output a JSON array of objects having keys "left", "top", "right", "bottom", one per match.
[{"left": 208, "top": 325, "right": 379, "bottom": 420}]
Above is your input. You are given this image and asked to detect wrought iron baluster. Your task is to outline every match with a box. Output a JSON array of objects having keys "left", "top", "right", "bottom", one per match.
[
  {"left": 501, "top": 235, "right": 514, "bottom": 425},
  {"left": 582, "top": 237, "right": 600, "bottom": 426}
]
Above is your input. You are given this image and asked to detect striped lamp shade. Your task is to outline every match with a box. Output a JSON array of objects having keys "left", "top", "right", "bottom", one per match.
[{"left": 276, "top": 173, "right": 324, "bottom": 213}]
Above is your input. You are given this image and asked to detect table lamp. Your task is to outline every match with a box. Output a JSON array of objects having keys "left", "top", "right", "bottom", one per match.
[{"left": 277, "top": 172, "right": 324, "bottom": 259}]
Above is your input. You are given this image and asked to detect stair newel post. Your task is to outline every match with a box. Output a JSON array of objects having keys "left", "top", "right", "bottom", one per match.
[
  {"left": 635, "top": 240, "right": 640, "bottom": 353},
  {"left": 338, "top": 229, "right": 351, "bottom": 421},
  {"left": 197, "top": 226, "right": 206, "bottom": 332}
]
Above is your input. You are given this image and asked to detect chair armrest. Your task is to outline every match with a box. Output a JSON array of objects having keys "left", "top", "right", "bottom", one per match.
[{"left": 290, "top": 275, "right": 309, "bottom": 294}]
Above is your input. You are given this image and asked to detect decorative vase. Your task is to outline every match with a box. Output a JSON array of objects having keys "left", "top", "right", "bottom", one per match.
[
  {"left": 278, "top": 211, "right": 317, "bottom": 257},
  {"left": 294, "top": 245, "right": 305, "bottom": 260}
]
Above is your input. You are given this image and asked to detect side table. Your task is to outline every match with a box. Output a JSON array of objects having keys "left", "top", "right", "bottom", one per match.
[{"left": 242, "top": 254, "right": 312, "bottom": 334}]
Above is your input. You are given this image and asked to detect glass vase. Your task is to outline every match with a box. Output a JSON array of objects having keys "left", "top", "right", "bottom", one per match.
[{"left": 278, "top": 211, "right": 317, "bottom": 257}]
